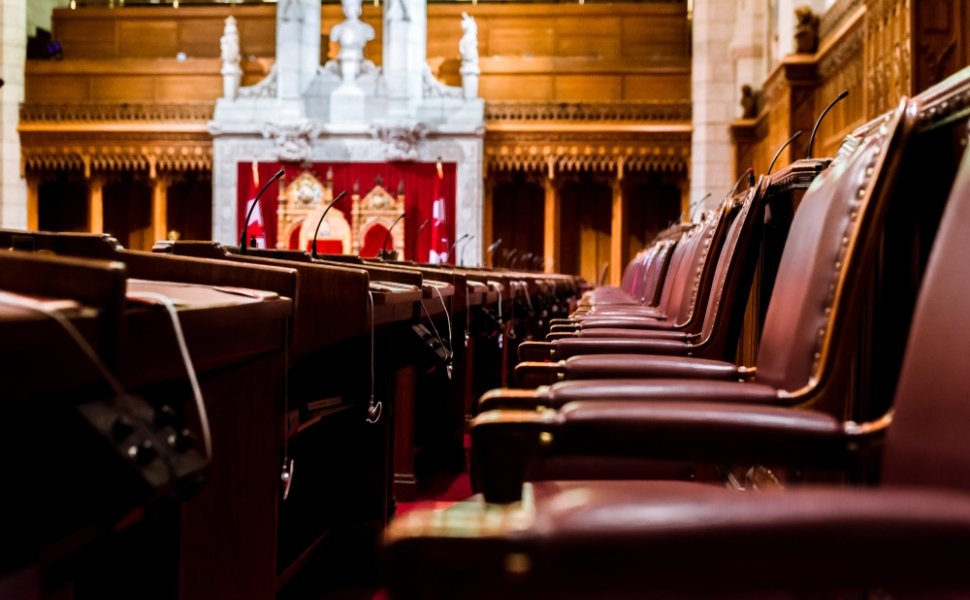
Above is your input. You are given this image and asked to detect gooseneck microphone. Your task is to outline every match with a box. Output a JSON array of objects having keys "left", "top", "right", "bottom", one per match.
[
  {"left": 806, "top": 90, "right": 849, "bottom": 159},
  {"left": 310, "top": 190, "right": 348, "bottom": 259},
  {"left": 378, "top": 212, "right": 406, "bottom": 260},
  {"left": 487, "top": 238, "right": 503, "bottom": 267},
  {"left": 448, "top": 233, "right": 471, "bottom": 264},
  {"left": 240, "top": 168, "right": 285, "bottom": 255},
  {"left": 503, "top": 248, "right": 519, "bottom": 268},
  {"left": 458, "top": 234, "right": 475, "bottom": 266},
  {"left": 409, "top": 218, "right": 430, "bottom": 261},
  {"left": 767, "top": 130, "right": 803, "bottom": 176},
  {"left": 726, "top": 168, "right": 755, "bottom": 199}
]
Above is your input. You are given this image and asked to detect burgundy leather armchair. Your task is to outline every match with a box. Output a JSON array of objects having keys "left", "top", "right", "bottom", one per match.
[
  {"left": 384, "top": 89, "right": 970, "bottom": 598},
  {"left": 487, "top": 92, "right": 920, "bottom": 411},
  {"left": 515, "top": 176, "right": 777, "bottom": 387}
]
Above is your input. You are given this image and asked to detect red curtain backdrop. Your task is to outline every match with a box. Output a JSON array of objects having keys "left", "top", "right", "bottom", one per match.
[
  {"left": 360, "top": 223, "right": 390, "bottom": 257},
  {"left": 236, "top": 161, "right": 457, "bottom": 262}
]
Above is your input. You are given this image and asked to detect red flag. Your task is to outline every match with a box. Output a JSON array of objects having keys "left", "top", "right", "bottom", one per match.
[
  {"left": 428, "top": 161, "right": 449, "bottom": 264},
  {"left": 244, "top": 198, "right": 266, "bottom": 249}
]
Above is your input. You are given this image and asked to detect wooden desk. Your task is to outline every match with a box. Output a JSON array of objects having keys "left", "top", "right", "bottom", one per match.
[{"left": 0, "top": 232, "right": 296, "bottom": 600}]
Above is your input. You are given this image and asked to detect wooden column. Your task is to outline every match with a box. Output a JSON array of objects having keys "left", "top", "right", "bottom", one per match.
[
  {"left": 152, "top": 176, "right": 169, "bottom": 244},
  {"left": 609, "top": 173, "right": 625, "bottom": 287},
  {"left": 88, "top": 176, "right": 103, "bottom": 233},
  {"left": 680, "top": 178, "right": 691, "bottom": 222},
  {"left": 542, "top": 174, "right": 560, "bottom": 273},
  {"left": 26, "top": 176, "right": 39, "bottom": 231},
  {"left": 483, "top": 177, "right": 494, "bottom": 266}
]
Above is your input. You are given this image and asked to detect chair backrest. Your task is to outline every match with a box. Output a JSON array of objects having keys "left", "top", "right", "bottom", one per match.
[
  {"left": 619, "top": 247, "right": 652, "bottom": 296},
  {"left": 881, "top": 122, "right": 970, "bottom": 491},
  {"left": 617, "top": 252, "right": 639, "bottom": 294},
  {"left": 755, "top": 101, "right": 913, "bottom": 392},
  {"left": 636, "top": 239, "right": 676, "bottom": 307},
  {"left": 641, "top": 224, "right": 694, "bottom": 314},
  {"left": 667, "top": 201, "right": 741, "bottom": 329},
  {"left": 694, "top": 177, "right": 768, "bottom": 355},
  {"left": 643, "top": 206, "right": 730, "bottom": 327}
]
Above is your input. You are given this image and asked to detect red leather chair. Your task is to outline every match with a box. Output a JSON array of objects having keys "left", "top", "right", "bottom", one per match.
[
  {"left": 547, "top": 203, "right": 735, "bottom": 335},
  {"left": 483, "top": 93, "right": 916, "bottom": 413},
  {"left": 515, "top": 175, "right": 778, "bottom": 387},
  {"left": 384, "top": 95, "right": 970, "bottom": 599}
]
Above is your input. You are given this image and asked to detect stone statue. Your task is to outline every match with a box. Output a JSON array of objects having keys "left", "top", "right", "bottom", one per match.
[
  {"left": 459, "top": 12, "right": 479, "bottom": 65},
  {"left": 330, "top": 0, "right": 374, "bottom": 82},
  {"left": 794, "top": 5, "right": 819, "bottom": 54},
  {"left": 740, "top": 84, "right": 760, "bottom": 119},
  {"left": 220, "top": 16, "right": 242, "bottom": 99},
  {"left": 459, "top": 12, "right": 480, "bottom": 99}
]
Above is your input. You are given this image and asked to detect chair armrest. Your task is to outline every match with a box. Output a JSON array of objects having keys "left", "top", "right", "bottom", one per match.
[
  {"left": 472, "top": 401, "right": 845, "bottom": 502},
  {"left": 553, "top": 400, "right": 846, "bottom": 465},
  {"left": 552, "top": 338, "right": 694, "bottom": 360},
  {"left": 513, "top": 355, "right": 739, "bottom": 390},
  {"left": 562, "top": 355, "right": 740, "bottom": 380},
  {"left": 576, "top": 317, "right": 677, "bottom": 330},
  {"left": 576, "top": 328, "right": 693, "bottom": 340},
  {"left": 518, "top": 340, "right": 553, "bottom": 362},
  {"left": 478, "top": 387, "right": 550, "bottom": 411},
  {"left": 385, "top": 483, "right": 970, "bottom": 597},
  {"left": 545, "top": 378, "right": 783, "bottom": 408}
]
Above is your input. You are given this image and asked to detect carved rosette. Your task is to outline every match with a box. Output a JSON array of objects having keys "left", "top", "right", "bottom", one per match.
[
  {"left": 371, "top": 123, "right": 428, "bottom": 161},
  {"left": 262, "top": 121, "right": 319, "bottom": 162}
]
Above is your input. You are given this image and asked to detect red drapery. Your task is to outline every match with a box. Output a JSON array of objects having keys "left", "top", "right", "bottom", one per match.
[{"left": 236, "top": 161, "right": 457, "bottom": 262}]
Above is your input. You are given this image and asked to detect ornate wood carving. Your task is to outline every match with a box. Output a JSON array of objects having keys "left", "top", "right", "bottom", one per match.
[
  {"left": 485, "top": 101, "right": 691, "bottom": 123},
  {"left": 484, "top": 132, "right": 690, "bottom": 176},
  {"left": 351, "top": 181, "right": 406, "bottom": 256},
  {"left": 20, "top": 103, "right": 214, "bottom": 123},
  {"left": 913, "top": 0, "right": 969, "bottom": 93},
  {"left": 864, "top": 0, "right": 912, "bottom": 117}
]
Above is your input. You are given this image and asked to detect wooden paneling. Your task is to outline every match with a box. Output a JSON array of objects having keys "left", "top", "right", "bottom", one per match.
[
  {"left": 25, "top": 74, "right": 90, "bottom": 103},
  {"left": 117, "top": 20, "right": 179, "bottom": 57},
  {"left": 864, "top": 0, "right": 912, "bottom": 116},
  {"left": 814, "top": 12, "right": 866, "bottom": 158},
  {"left": 40, "top": 3, "right": 689, "bottom": 105},
  {"left": 155, "top": 76, "right": 224, "bottom": 102},
  {"left": 479, "top": 74, "right": 554, "bottom": 101},
  {"left": 25, "top": 58, "right": 267, "bottom": 104},
  {"left": 92, "top": 76, "right": 156, "bottom": 102},
  {"left": 736, "top": 0, "right": 927, "bottom": 177},
  {"left": 623, "top": 73, "right": 692, "bottom": 101},
  {"left": 52, "top": 6, "right": 276, "bottom": 60},
  {"left": 554, "top": 75, "right": 623, "bottom": 102},
  {"left": 912, "top": 0, "right": 970, "bottom": 94}
]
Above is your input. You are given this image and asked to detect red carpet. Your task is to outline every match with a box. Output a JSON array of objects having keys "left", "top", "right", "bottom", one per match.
[{"left": 393, "top": 434, "right": 474, "bottom": 517}]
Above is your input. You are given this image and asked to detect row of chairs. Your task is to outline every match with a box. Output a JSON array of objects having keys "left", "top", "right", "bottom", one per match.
[{"left": 382, "top": 67, "right": 970, "bottom": 597}]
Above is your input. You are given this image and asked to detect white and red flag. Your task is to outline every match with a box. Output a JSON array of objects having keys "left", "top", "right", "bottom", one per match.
[
  {"left": 244, "top": 197, "right": 267, "bottom": 249},
  {"left": 427, "top": 161, "right": 449, "bottom": 264}
]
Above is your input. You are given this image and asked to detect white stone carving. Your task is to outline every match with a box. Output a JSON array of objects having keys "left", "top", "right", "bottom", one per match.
[
  {"left": 459, "top": 12, "right": 480, "bottom": 99},
  {"left": 238, "top": 66, "right": 278, "bottom": 99},
  {"left": 262, "top": 121, "right": 318, "bottom": 161},
  {"left": 209, "top": 0, "right": 485, "bottom": 262},
  {"left": 331, "top": 0, "right": 375, "bottom": 83},
  {"left": 220, "top": 16, "right": 242, "bottom": 99},
  {"left": 423, "top": 66, "right": 463, "bottom": 99},
  {"left": 371, "top": 123, "right": 428, "bottom": 161}
]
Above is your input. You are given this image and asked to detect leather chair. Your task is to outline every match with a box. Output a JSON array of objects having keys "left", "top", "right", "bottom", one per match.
[
  {"left": 474, "top": 60, "right": 970, "bottom": 497},
  {"left": 383, "top": 100, "right": 970, "bottom": 599},
  {"left": 576, "top": 231, "right": 677, "bottom": 310},
  {"left": 481, "top": 94, "right": 916, "bottom": 415},
  {"left": 514, "top": 175, "right": 779, "bottom": 388},
  {"left": 552, "top": 204, "right": 733, "bottom": 333},
  {"left": 471, "top": 96, "right": 955, "bottom": 499}
]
